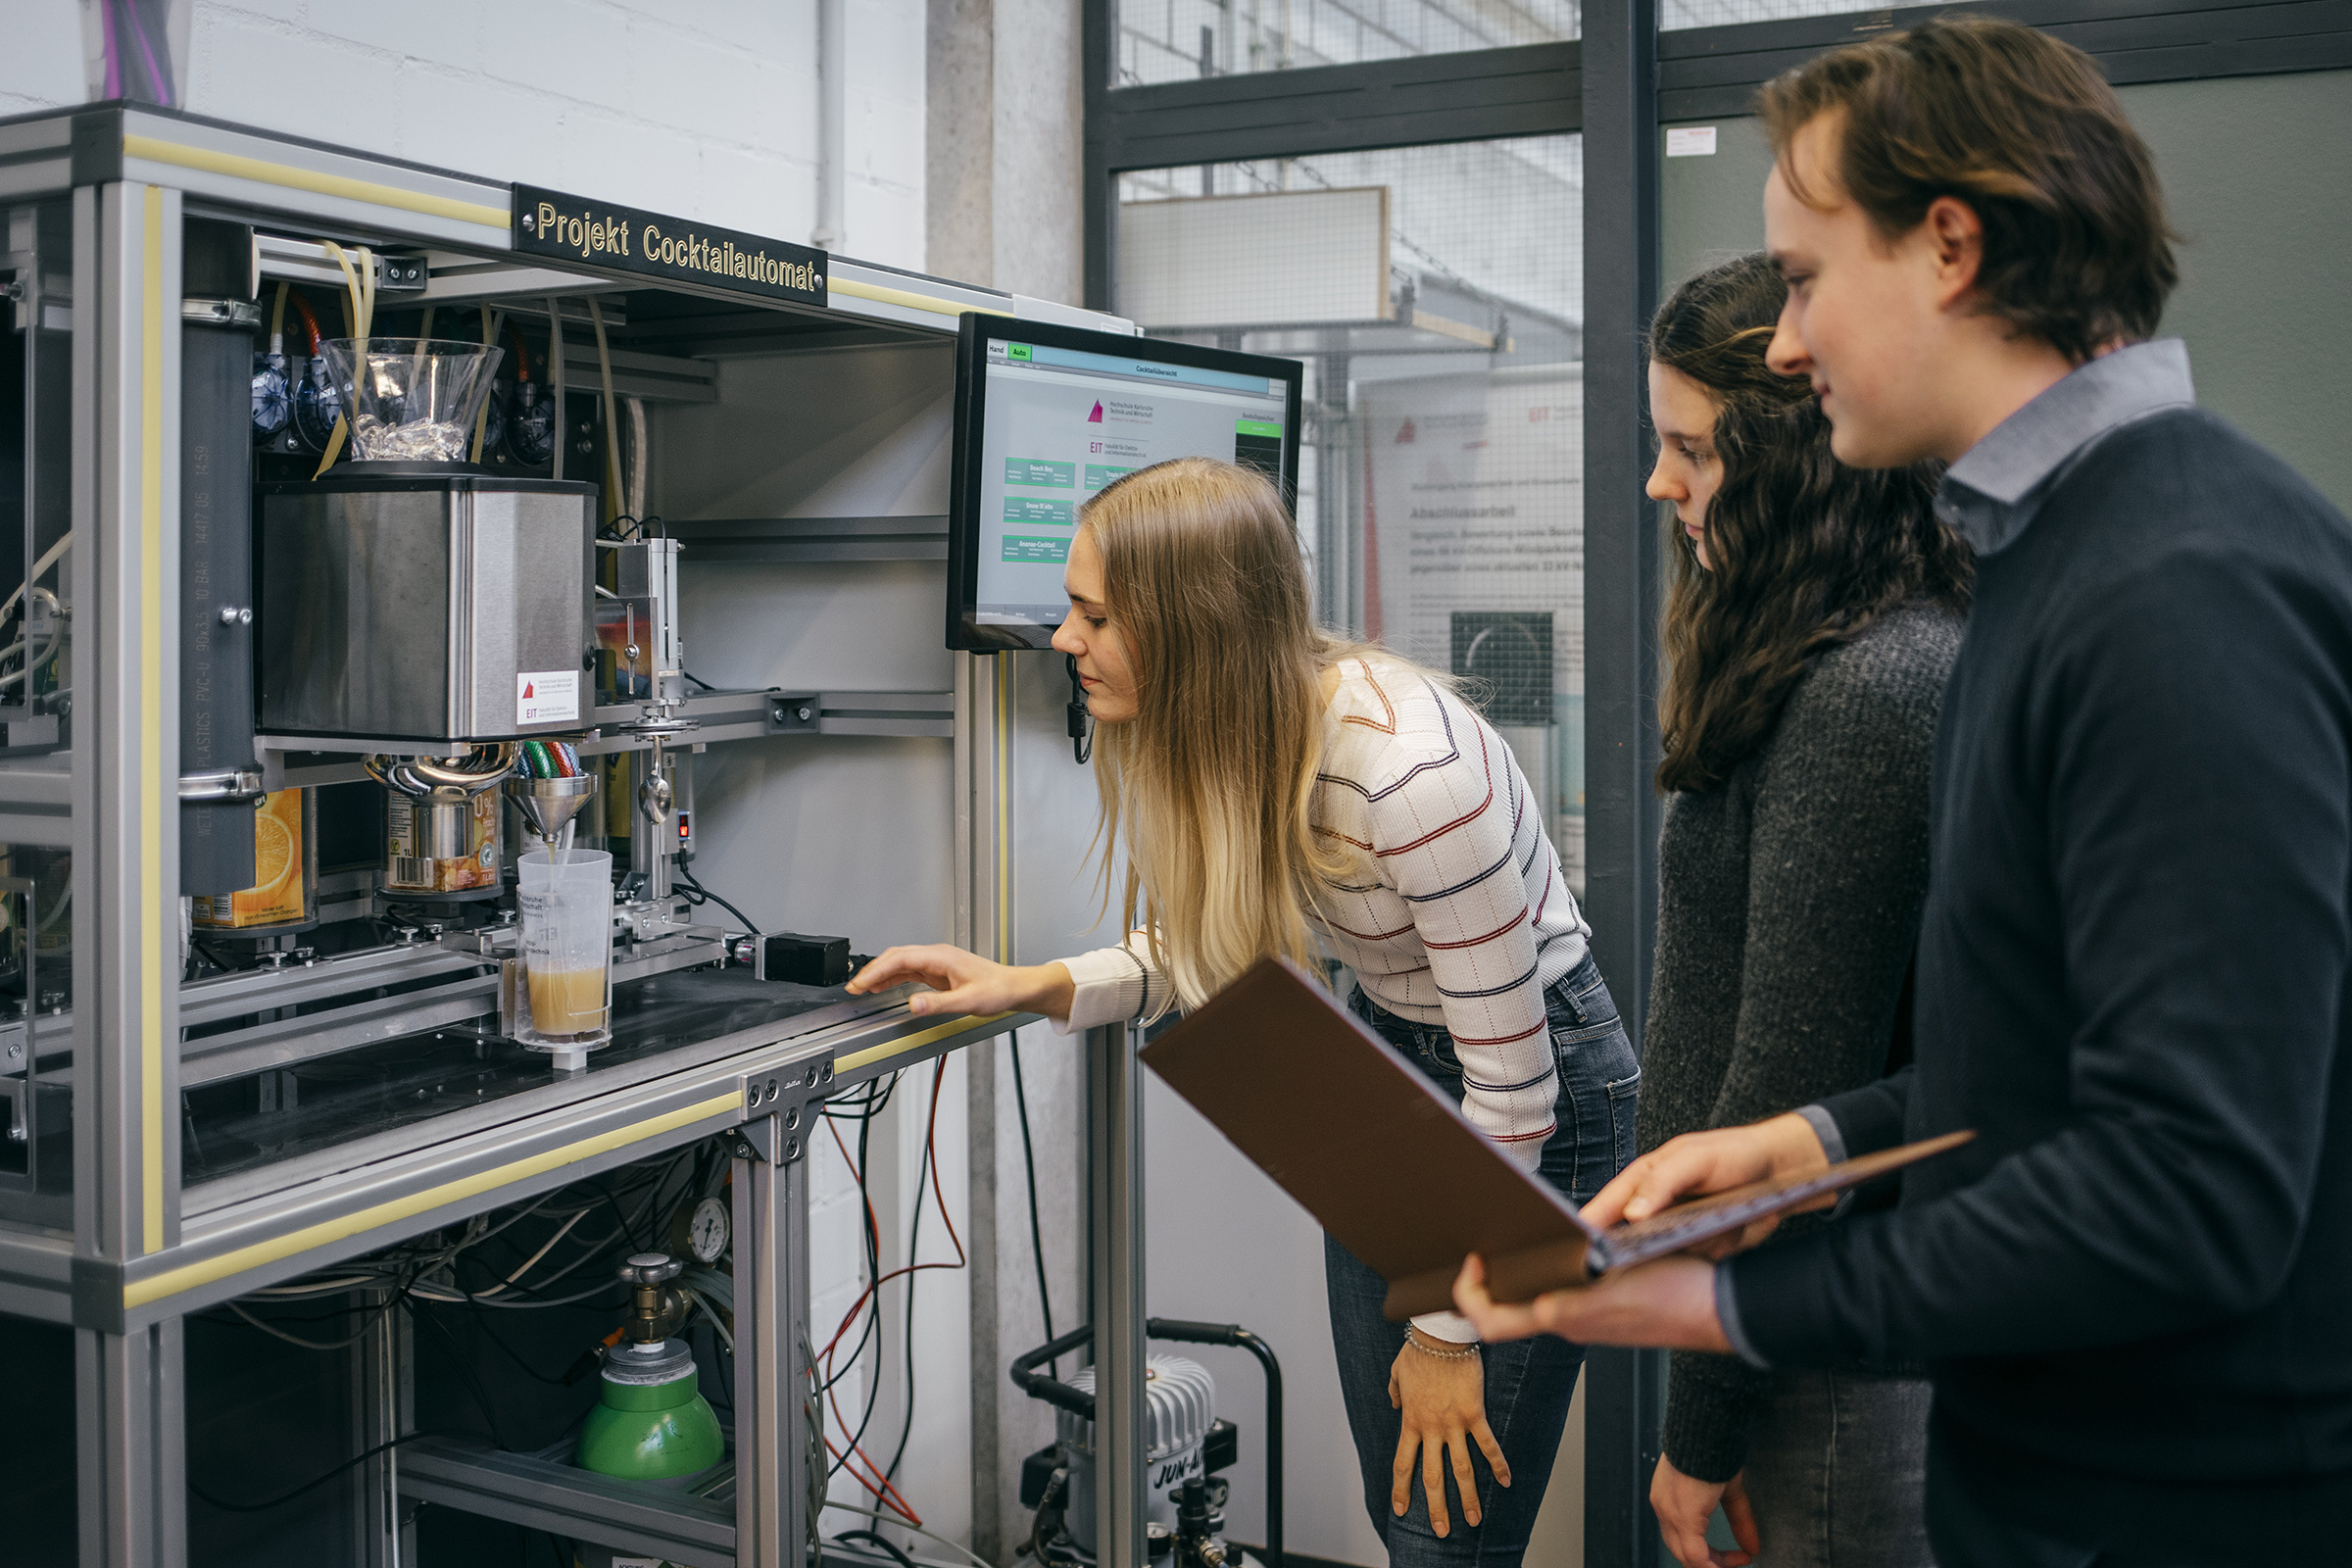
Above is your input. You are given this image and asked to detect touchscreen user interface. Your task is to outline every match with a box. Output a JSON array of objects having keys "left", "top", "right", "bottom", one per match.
[{"left": 954, "top": 325, "right": 1298, "bottom": 649}]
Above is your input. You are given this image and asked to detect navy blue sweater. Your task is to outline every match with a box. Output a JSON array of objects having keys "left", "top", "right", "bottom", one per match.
[{"left": 1729, "top": 407, "right": 2352, "bottom": 1544}]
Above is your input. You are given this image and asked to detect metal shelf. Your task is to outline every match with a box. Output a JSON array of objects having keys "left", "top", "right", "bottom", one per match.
[{"left": 401, "top": 1437, "right": 739, "bottom": 1568}]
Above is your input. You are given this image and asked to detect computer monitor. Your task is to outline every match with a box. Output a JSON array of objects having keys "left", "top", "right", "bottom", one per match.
[{"left": 947, "top": 315, "right": 1305, "bottom": 651}]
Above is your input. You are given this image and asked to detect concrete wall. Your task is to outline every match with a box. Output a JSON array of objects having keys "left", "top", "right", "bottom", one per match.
[
  {"left": 925, "top": 0, "right": 1086, "bottom": 299},
  {"left": 921, "top": 3, "right": 1094, "bottom": 1561},
  {"left": 1660, "top": 68, "right": 2352, "bottom": 513},
  {"left": 0, "top": 0, "right": 928, "bottom": 270}
]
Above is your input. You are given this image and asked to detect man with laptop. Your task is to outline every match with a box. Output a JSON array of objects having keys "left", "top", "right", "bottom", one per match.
[{"left": 1440, "top": 17, "right": 2352, "bottom": 1564}]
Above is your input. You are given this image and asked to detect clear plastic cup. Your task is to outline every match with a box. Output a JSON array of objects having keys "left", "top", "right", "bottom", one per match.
[
  {"left": 318, "top": 337, "right": 505, "bottom": 462},
  {"left": 516, "top": 847, "right": 613, "bottom": 1045}
]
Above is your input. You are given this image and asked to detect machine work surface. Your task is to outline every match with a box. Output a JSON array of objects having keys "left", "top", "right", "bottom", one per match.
[{"left": 182, "top": 970, "right": 869, "bottom": 1185}]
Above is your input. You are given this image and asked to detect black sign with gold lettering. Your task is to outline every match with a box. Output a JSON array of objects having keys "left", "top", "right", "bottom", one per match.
[{"left": 512, "top": 184, "right": 828, "bottom": 308}]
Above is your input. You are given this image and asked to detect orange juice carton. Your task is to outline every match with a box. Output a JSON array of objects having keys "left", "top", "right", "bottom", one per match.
[{"left": 192, "top": 789, "right": 314, "bottom": 928}]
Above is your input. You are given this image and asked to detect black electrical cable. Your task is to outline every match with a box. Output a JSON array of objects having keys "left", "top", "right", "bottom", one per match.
[
  {"left": 883, "top": 1064, "right": 946, "bottom": 1488},
  {"left": 827, "top": 1086, "right": 898, "bottom": 1400},
  {"left": 675, "top": 866, "right": 760, "bottom": 936},
  {"left": 821, "top": 1067, "right": 901, "bottom": 1122},
  {"left": 834, "top": 1530, "right": 922, "bottom": 1568},
  {"left": 684, "top": 669, "right": 718, "bottom": 691},
  {"left": 818, "top": 1077, "right": 900, "bottom": 1398},
  {"left": 446, "top": 1295, "right": 583, "bottom": 1387},
  {"left": 1066, "top": 654, "right": 1094, "bottom": 764},
  {"left": 830, "top": 1078, "right": 895, "bottom": 1478},
  {"left": 589, "top": 1175, "right": 646, "bottom": 1254},
  {"left": 187, "top": 1429, "right": 484, "bottom": 1513},
  {"left": 1010, "top": 1034, "right": 1058, "bottom": 1376},
  {"left": 835, "top": 1090, "right": 890, "bottom": 1449},
  {"left": 402, "top": 1297, "right": 514, "bottom": 1451}
]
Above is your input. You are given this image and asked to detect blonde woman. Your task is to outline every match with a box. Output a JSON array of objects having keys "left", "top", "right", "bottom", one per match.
[{"left": 850, "top": 457, "right": 1637, "bottom": 1568}]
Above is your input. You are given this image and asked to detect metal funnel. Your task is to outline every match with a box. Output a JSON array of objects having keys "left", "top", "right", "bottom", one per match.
[{"left": 506, "top": 772, "right": 599, "bottom": 848}]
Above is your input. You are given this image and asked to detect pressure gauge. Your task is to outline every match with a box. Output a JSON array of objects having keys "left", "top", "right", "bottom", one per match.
[{"left": 680, "top": 1196, "right": 730, "bottom": 1263}]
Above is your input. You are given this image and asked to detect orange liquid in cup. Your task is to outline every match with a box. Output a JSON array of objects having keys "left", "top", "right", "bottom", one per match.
[{"left": 528, "top": 965, "right": 609, "bottom": 1036}]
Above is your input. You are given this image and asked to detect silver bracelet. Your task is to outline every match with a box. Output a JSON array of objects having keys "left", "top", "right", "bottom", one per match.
[{"left": 1404, "top": 1330, "right": 1480, "bottom": 1362}]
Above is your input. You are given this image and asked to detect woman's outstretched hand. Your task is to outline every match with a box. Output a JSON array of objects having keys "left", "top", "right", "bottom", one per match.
[{"left": 846, "top": 945, "right": 1076, "bottom": 1021}]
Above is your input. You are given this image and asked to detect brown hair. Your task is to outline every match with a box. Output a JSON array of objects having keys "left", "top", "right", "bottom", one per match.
[
  {"left": 1080, "top": 457, "right": 1365, "bottom": 1011},
  {"left": 1757, "top": 14, "right": 2178, "bottom": 364},
  {"left": 1653, "top": 254, "right": 1972, "bottom": 794}
]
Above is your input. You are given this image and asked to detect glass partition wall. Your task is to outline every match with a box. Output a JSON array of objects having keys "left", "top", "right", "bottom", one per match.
[
  {"left": 1117, "top": 0, "right": 1578, "bottom": 83},
  {"left": 1118, "top": 137, "right": 1589, "bottom": 888}
]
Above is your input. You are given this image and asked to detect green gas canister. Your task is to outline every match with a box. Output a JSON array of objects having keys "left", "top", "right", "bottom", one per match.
[{"left": 575, "top": 1252, "right": 724, "bottom": 1485}]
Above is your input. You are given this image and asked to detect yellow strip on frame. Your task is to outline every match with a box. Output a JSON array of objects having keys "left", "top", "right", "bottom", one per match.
[
  {"left": 124, "top": 1092, "right": 744, "bottom": 1309},
  {"left": 827, "top": 275, "right": 1010, "bottom": 319},
  {"left": 122, "top": 134, "right": 512, "bottom": 231},
  {"left": 996, "top": 667, "right": 1012, "bottom": 965},
  {"left": 834, "top": 1013, "right": 1017, "bottom": 1077},
  {"left": 139, "top": 186, "right": 166, "bottom": 1255}
]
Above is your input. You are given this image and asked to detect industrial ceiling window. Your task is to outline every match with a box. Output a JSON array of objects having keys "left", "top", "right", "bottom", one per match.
[
  {"left": 1116, "top": 136, "right": 1589, "bottom": 896},
  {"left": 1659, "top": 0, "right": 1876, "bottom": 26},
  {"left": 1116, "top": 0, "right": 1578, "bottom": 83}
]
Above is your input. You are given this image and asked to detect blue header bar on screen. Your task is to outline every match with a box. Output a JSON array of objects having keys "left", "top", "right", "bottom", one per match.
[{"left": 1001, "top": 340, "right": 1279, "bottom": 395}]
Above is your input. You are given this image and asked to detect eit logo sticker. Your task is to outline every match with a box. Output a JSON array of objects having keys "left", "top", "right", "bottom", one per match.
[{"left": 1088, "top": 401, "right": 1103, "bottom": 422}]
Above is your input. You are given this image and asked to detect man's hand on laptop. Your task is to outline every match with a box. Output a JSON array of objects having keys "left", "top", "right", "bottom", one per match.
[
  {"left": 1586, "top": 1112, "right": 1838, "bottom": 1256},
  {"left": 1448, "top": 1112, "right": 1838, "bottom": 1350},
  {"left": 1450, "top": 1251, "right": 1729, "bottom": 1351}
]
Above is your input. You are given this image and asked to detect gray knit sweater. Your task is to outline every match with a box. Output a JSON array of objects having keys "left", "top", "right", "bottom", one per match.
[{"left": 1642, "top": 603, "right": 1964, "bottom": 1484}]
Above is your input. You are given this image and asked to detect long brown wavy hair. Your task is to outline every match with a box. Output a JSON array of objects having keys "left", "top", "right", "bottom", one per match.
[{"left": 1653, "top": 253, "right": 1972, "bottom": 794}]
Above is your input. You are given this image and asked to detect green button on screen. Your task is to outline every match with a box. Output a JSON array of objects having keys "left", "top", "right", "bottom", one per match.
[
  {"left": 1009, "top": 343, "right": 1033, "bottom": 361},
  {"left": 1236, "top": 418, "right": 1283, "bottom": 437},
  {"left": 1004, "top": 459, "right": 1076, "bottom": 488},
  {"left": 1002, "top": 535, "right": 1070, "bottom": 564},
  {"left": 1005, "top": 498, "right": 1075, "bottom": 525}
]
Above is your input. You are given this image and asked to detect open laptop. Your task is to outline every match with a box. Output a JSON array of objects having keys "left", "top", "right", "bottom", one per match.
[{"left": 1138, "top": 956, "right": 1972, "bottom": 1320}]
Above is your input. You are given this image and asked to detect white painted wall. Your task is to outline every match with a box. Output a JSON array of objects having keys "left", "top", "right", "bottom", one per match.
[{"left": 0, "top": 0, "right": 927, "bottom": 270}]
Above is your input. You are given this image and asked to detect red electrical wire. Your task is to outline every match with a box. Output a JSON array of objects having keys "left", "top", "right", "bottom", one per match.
[
  {"left": 825, "top": 1430, "right": 923, "bottom": 1524},
  {"left": 819, "top": 1108, "right": 928, "bottom": 1525},
  {"left": 814, "top": 1061, "right": 970, "bottom": 1530}
]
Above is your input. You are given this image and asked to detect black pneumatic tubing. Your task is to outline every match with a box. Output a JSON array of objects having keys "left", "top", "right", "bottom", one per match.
[
  {"left": 1008, "top": 1323, "right": 1102, "bottom": 1420},
  {"left": 1146, "top": 1318, "right": 1283, "bottom": 1568}
]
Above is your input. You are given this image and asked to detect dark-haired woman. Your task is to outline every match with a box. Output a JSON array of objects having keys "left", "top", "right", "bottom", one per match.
[{"left": 1637, "top": 252, "right": 1971, "bottom": 1568}]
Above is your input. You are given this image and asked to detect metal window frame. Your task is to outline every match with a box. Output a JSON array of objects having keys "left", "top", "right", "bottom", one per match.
[
  {"left": 1080, "top": 0, "right": 2352, "bottom": 1561},
  {"left": 1083, "top": 0, "right": 2352, "bottom": 290}
]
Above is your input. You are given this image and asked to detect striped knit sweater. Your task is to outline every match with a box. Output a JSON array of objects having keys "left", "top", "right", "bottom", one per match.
[{"left": 1055, "top": 658, "right": 1593, "bottom": 1335}]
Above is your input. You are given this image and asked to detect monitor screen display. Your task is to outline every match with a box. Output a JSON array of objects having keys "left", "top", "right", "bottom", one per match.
[{"left": 948, "top": 316, "right": 1304, "bottom": 651}]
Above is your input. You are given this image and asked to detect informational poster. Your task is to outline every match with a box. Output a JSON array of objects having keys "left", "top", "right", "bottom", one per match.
[{"left": 1357, "top": 366, "right": 1586, "bottom": 888}]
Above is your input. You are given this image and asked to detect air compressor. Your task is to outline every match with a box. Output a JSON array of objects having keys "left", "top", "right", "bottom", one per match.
[{"left": 1011, "top": 1320, "right": 1283, "bottom": 1568}]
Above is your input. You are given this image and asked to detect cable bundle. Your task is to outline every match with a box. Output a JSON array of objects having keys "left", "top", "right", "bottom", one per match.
[{"left": 516, "top": 739, "right": 583, "bottom": 779}]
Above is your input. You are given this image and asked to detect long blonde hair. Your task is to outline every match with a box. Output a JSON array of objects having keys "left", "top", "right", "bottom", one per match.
[{"left": 1083, "top": 457, "right": 1363, "bottom": 1013}]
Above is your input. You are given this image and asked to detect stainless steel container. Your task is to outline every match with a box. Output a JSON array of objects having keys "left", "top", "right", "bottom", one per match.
[{"left": 257, "top": 466, "right": 596, "bottom": 744}]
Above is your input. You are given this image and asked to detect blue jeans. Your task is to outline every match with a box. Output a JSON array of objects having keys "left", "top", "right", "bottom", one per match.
[{"left": 1325, "top": 952, "right": 1641, "bottom": 1568}]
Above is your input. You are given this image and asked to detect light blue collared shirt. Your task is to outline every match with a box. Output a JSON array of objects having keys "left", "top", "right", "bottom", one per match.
[
  {"left": 1933, "top": 337, "right": 2197, "bottom": 557},
  {"left": 1712, "top": 341, "right": 2200, "bottom": 1369}
]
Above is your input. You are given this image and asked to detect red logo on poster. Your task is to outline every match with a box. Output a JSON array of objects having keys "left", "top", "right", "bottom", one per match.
[
  {"left": 523, "top": 682, "right": 535, "bottom": 699},
  {"left": 1396, "top": 419, "right": 1416, "bottom": 444},
  {"left": 1088, "top": 401, "right": 1103, "bottom": 422}
]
